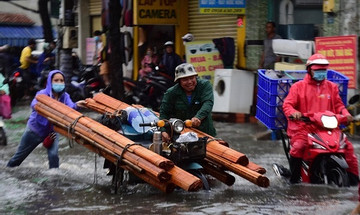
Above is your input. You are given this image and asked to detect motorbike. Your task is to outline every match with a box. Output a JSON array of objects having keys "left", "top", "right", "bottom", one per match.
[
  {"left": 99, "top": 110, "right": 210, "bottom": 191},
  {"left": 69, "top": 65, "right": 104, "bottom": 102},
  {"left": 126, "top": 65, "right": 173, "bottom": 111},
  {"left": 6, "top": 69, "right": 27, "bottom": 106},
  {"left": 273, "top": 111, "right": 352, "bottom": 187}
]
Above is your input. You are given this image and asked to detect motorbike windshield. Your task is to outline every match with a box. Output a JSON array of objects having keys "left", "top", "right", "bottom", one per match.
[{"left": 320, "top": 115, "right": 338, "bottom": 129}]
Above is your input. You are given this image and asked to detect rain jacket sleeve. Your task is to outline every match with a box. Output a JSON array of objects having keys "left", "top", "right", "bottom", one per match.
[
  {"left": 194, "top": 80, "right": 214, "bottom": 120},
  {"left": 159, "top": 90, "right": 172, "bottom": 121},
  {"left": 332, "top": 83, "right": 350, "bottom": 116},
  {"left": 63, "top": 93, "right": 77, "bottom": 110},
  {"left": 282, "top": 82, "right": 300, "bottom": 118},
  {"left": 0, "top": 73, "right": 9, "bottom": 95}
]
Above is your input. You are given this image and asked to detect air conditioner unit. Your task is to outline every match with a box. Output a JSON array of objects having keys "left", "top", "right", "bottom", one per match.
[
  {"left": 63, "top": 26, "right": 78, "bottom": 49},
  {"left": 272, "top": 39, "right": 313, "bottom": 59}
]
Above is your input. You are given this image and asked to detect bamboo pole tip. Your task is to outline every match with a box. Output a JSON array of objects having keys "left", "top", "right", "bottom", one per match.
[
  {"left": 258, "top": 176, "right": 270, "bottom": 188},
  {"left": 238, "top": 157, "right": 249, "bottom": 166}
]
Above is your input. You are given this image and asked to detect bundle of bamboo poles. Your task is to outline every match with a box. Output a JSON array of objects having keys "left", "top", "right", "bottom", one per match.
[
  {"left": 84, "top": 93, "right": 269, "bottom": 188},
  {"left": 34, "top": 94, "right": 203, "bottom": 193}
]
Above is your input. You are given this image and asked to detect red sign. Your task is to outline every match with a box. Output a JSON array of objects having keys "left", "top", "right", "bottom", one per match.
[{"left": 315, "top": 35, "right": 357, "bottom": 88}]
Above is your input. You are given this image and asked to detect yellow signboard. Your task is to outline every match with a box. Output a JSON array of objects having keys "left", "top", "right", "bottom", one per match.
[
  {"left": 134, "top": 0, "right": 179, "bottom": 25},
  {"left": 185, "top": 41, "right": 224, "bottom": 85}
]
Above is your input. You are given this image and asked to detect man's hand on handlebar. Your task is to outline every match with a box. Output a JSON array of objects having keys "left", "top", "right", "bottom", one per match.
[
  {"left": 290, "top": 111, "right": 302, "bottom": 120},
  {"left": 347, "top": 115, "right": 354, "bottom": 123},
  {"left": 161, "top": 132, "right": 170, "bottom": 143},
  {"left": 191, "top": 117, "right": 201, "bottom": 127}
]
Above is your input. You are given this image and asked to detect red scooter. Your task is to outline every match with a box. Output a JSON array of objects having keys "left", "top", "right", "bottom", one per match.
[{"left": 273, "top": 111, "right": 351, "bottom": 187}]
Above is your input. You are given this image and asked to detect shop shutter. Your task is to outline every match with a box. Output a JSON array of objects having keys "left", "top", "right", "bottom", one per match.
[
  {"left": 89, "top": 0, "right": 101, "bottom": 16},
  {"left": 188, "top": 0, "right": 238, "bottom": 65}
]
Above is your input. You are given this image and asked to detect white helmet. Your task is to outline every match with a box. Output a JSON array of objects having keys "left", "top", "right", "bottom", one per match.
[
  {"left": 174, "top": 63, "right": 198, "bottom": 82},
  {"left": 182, "top": 33, "right": 194, "bottom": 42},
  {"left": 164, "top": 41, "right": 174, "bottom": 47},
  {"left": 306, "top": 53, "right": 329, "bottom": 70}
]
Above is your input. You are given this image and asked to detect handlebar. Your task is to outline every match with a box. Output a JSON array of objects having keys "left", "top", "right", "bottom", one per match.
[
  {"left": 139, "top": 122, "right": 155, "bottom": 127},
  {"left": 288, "top": 115, "right": 310, "bottom": 122},
  {"left": 139, "top": 120, "right": 165, "bottom": 128}
]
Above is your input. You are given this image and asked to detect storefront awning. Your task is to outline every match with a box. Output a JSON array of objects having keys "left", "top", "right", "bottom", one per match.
[{"left": 0, "top": 26, "right": 56, "bottom": 47}]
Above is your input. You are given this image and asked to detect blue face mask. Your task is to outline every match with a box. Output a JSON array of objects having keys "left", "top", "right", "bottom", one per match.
[
  {"left": 94, "top": 36, "right": 100, "bottom": 42},
  {"left": 52, "top": 83, "right": 65, "bottom": 93},
  {"left": 313, "top": 70, "right": 327, "bottom": 81}
]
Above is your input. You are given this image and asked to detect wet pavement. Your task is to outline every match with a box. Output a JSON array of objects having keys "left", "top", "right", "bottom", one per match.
[{"left": 0, "top": 100, "right": 359, "bottom": 215}]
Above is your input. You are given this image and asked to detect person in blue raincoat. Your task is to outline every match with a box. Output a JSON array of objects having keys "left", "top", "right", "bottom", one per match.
[{"left": 7, "top": 70, "right": 86, "bottom": 169}]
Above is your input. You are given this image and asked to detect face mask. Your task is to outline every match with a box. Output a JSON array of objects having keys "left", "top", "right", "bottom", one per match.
[
  {"left": 52, "top": 83, "right": 65, "bottom": 93},
  {"left": 146, "top": 51, "right": 151, "bottom": 56},
  {"left": 94, "top": 36, "right": 100, "bottom": 42},
  {"left": 313, "top": 70, "right": 327, "bottom": 81}
]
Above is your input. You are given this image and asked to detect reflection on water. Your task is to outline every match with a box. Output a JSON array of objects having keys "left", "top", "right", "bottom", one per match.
[{"left": 0, "top": 108, "right": 359, "bottom": 214}]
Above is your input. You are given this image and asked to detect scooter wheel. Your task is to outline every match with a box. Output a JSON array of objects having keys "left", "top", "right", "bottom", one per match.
[{"left": 189, "top": 170, "right": 210, "bottom": 190}]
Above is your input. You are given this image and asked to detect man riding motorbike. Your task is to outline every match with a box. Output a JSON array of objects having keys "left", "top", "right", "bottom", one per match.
[
  {"left": 159, "top": 63, "right": 216, "bottom": 142},
  {"left": 281, "top": 53, "right": 359, "bottom": 185}
]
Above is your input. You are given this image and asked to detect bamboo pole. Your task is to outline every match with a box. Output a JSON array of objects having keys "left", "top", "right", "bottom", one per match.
[
  {"left": 201, "top": 159, "right": 235, "bottom": 186},
  {"left": 54, "top": 126, "right": 175, "bottom": 193},
  {"left": 36, "top": 95, "right": 202, "bottom": 192},
  {"left": 167, "top": 166, "right": 202, "bottom": 192},
  {"left": 207, "top": 152, "right": 269, "bottom": 188},
  {"left": 246, "top": 162, "right": 266, "bottom": 174},
  {"left": 85, "top": 93, "right": 270, "bottom": 187},
  {"left": 35, "top": 95, "right": 174, "bottom": 170},
  {"left": 89, "top": 93, "right": 251, "bottom": 166},
  {"left": 36, "top": 103, "right": 171, "bottom": 182},
  {"left": 54, "top": 125, "right": 143, "bottom": 173},
  {"left": 184, "top": 127, "right": 249, "bottom": 165},
  {"left": 89, "top": 93, "right": 251, "bottom": 165}
]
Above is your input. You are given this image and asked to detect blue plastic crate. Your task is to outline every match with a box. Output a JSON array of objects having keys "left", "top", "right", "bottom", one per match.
[{"left": 255, "top": 69, "right": 349, "bottom": 130}]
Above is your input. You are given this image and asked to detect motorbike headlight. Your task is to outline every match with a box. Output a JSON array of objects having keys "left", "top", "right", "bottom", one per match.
[
  {"left": 171, "top": 119, "right": 184, "bottom": 133},
  {"left": 320, "top": 115, "right": 338, "bottom": 129},
  {"left": 312, "top": 142, "right": 327, "bottom": 150}
]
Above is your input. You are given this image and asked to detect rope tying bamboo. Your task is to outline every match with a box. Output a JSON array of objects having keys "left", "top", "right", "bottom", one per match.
[{"left": 67, "top": 115, "right": 84, "bottom": 148}]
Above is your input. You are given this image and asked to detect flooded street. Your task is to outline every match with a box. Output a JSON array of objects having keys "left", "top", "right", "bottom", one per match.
[{"left": 0, "top": 101, "right": 359, "bottom": 215}]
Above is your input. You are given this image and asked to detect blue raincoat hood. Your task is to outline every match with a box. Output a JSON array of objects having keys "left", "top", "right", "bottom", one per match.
[
  {"left": 45, "top": 70, "right": 65, "bottom": 97},
  {"left": 27, "top": 70, "right": 77, "bottom": 138}
]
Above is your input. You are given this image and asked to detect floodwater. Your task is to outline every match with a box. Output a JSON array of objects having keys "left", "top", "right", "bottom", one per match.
[{"left": 0, "top": 101, "right": 359, "bottom": 215}]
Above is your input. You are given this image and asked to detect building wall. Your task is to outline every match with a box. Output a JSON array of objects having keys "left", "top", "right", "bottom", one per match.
[{"left": 244, "top": 0, "right": 268, "bottom": 71}]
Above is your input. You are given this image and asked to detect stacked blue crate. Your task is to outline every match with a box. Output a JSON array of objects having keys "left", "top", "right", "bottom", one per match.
[{"left": 256, "top": 69, "right": 349, "bottom": 130}]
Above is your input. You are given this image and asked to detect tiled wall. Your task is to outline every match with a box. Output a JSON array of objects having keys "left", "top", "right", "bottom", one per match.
[{"left": 245, "top": 0, "right": 268, "bottom": 71}]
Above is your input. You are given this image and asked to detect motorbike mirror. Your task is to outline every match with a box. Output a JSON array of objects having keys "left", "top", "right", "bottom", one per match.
[
  {"left": 184, "top": 120, "right": 192, "bottom": 128},
  {"left": 349, "top": 94, "right": 360, "bottom": 105},
  {"left": 320, "top": 115, "right": 338, "bottom": 129}
]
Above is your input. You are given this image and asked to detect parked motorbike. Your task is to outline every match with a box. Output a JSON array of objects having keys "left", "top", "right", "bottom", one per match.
[
  {"left": 6, "top": 69, "right": 27, "bottom": 106},
  {"left": 273, "top": 111, "right": 352, "bottom": 187},
  {"left": 99, "top": 110, "right": 210, "bottom": 191},
  {"left": 124, "top": 65, "right": 173, "bottom": 111},
  {"left": 69, "top": 65, "right": 104, "bottom": 102}
]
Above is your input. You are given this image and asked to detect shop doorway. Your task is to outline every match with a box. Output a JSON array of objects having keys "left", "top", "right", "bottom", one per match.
[{"left": 138, "top": 25, "right": 175, "bottom": 73}]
